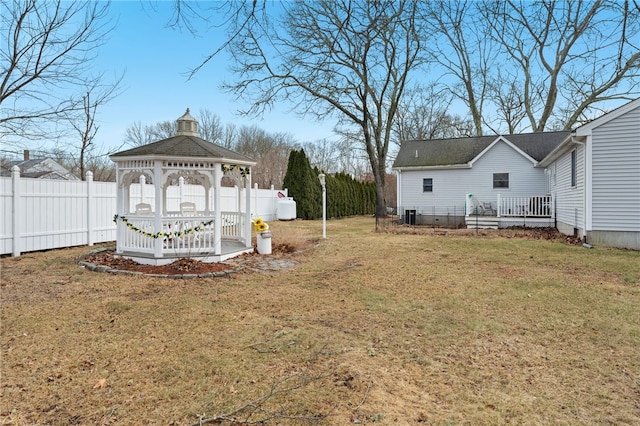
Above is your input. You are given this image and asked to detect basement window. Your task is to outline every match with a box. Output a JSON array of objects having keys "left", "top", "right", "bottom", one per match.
[{"left": 493, "top": 173, "right": 509, "bottom": 189}]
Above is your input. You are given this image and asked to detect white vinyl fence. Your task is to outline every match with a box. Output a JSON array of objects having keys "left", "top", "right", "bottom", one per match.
[{"left": 1, "top": 167, "right": 289, "bottom": 256}]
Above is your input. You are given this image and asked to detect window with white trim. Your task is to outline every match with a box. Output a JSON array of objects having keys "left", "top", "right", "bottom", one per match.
[{"left": 493, "top": 173, "right": 509, "bottom": 189}]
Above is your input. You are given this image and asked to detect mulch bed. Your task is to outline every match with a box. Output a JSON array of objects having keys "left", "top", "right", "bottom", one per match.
[{"left": 81, "top": 242, "right": 299, "bottom": 276}]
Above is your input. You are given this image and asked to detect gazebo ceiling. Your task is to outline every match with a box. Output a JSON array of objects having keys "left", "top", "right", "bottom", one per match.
[{"left": 111, "top": 135, "right": 256, "bottom": 166}]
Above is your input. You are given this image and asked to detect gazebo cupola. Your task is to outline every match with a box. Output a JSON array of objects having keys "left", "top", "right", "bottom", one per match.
[
  {"left": 177, "top": 108, "right": 198, "bottom": 136},
  {"left": 110, "top": 109, "right": 257, "bottom": 265}
]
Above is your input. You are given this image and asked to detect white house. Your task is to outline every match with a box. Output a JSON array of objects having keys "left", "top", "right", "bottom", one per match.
[
  {"left": 392, "top": 131, "right": 569, "bottom": 228},
  {"left": 393, "top": 98, "right": 640, "bottom": 250},
  {"left": 539, "top": 98, "right": 640, "bottom": 250}
]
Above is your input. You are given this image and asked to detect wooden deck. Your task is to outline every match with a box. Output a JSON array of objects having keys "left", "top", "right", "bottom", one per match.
[
  {"left": 465, "top": 194, "right": 555, "bottom": 229},
  {"left": 465, "top": 215, "right": 555, "bottom": 229}
]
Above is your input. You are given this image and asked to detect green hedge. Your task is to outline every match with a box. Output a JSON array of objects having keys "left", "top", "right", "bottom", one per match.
[{"left": 283, "top": 150, "right": 376, "bottom": 219}]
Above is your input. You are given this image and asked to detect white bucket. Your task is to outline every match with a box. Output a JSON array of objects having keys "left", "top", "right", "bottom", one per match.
[{"left": 257, "top": 231, "right": 272, "bottom": 255}]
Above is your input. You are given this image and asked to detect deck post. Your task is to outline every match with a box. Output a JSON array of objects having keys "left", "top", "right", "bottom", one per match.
[{"left": 465, "top": 193, "right": 473, "bottom": 216}]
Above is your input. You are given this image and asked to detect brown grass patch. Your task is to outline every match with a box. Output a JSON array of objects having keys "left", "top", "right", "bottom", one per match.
[{"left": 1, "top": 217, "right": 639, "bottom": 425}]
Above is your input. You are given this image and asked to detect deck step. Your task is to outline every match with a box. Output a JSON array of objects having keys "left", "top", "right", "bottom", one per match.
[{"left": 465, "top": 216, "right": 499, "bottom": 229}]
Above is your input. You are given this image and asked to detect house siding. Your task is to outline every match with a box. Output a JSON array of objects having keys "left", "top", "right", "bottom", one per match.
[
  {"left": 399, "top": 141, "right": 547, "bottom": 217},
  {"left": 590, "top": 105, "right": 640, "bottom": 232},
  {"left": 550, "top": 144, "right": 585, "bottom": 235}
]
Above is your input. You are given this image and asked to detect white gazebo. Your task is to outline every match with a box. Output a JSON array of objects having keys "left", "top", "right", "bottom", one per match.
[{"left": 110, "top": 109, "right": 257, "bottom": 265}]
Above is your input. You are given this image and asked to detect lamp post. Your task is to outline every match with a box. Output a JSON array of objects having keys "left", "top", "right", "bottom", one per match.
[{"left": 318, "top": 173, "right": 326, "bottom": 239}]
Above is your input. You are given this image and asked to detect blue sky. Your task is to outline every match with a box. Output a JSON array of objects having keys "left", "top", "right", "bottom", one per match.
[{"left": 94, "top": 1, "right": 336, "bottom": 153}]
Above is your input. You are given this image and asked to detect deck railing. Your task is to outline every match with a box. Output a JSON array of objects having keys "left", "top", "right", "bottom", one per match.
[{"left": 497, "top": 195, "right": 553, "bottom": 217}]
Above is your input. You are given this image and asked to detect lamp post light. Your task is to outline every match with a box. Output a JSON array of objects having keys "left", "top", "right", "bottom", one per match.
[{"left": 318, "top": 173, "right": 326, "bottom": 239}]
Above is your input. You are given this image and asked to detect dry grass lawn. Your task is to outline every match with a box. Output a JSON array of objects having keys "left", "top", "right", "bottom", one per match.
[{"left": 1, "top": 217, "right": 639, "bottom": 425}]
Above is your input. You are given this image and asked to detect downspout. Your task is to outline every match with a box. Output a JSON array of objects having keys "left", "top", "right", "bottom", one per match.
[
  {"left": 396, "top": 170, "right": 402, "bottom": 218},
  {"left": 571, "top": 136, "right": 588, "bottom": 244}
]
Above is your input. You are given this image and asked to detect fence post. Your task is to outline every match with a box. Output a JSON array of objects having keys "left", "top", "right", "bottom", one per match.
[
  {"left": 11, "top": 166, "right": 21, "bottom": 257},
  {"left": 271, "top": 184, "right": 275, "bottom": 221},
  {"left": 254, "top": 183, "right": 259, "bottom": 218},
  {"left": 86, "top": 171, "right": 94, "bottom": 246}
]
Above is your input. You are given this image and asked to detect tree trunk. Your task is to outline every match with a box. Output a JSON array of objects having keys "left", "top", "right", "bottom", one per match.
[{"left": 374, "top": 163, "right": 387, "bottom": 218}]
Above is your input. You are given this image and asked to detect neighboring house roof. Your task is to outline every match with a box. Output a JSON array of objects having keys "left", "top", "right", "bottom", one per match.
[
  {"left": 1, "top": 158, "right": 79, "bottom": 180},
  {"left": 110, "top": 134, "right": 256, "bottom": 165},
  {"left": 392, "top": 131, "right": 570, "bottom": 169}
]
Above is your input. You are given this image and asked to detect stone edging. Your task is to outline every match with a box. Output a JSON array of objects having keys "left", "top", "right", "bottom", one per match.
[{"left": 78, "top": 247, "right": 244, "bottom": 280}]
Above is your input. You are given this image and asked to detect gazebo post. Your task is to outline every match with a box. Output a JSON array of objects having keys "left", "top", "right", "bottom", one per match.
[
  {"left": 204, "top": 180, "right": 211, "bottom": 216},
  {"left": 153, "top": 160, "right": 164, "bottom": 258},
  {"left": 115, "top": 168, "right": 124, "bottom": 254},
  {"left": 213, "top": 164, "right": 222, "bottom": 255},
  {"left": 244, "top": 171, "right": 252, "bottom": 248},
  {"left": 140, "top": 175, "right": 146, "bottom": 204}
]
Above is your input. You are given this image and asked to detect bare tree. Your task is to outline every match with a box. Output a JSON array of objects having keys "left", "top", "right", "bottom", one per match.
[
  {"left": 423, "top": 0, "right": 494, "bottom": 136},
  {"left": 197, "top": 108, "right": 224, "bottom": 143},
  {"left": 485, "top": 70, "right": 528, "bottom": 134},
  {"left": 484, "top": 0, "right": 640, "bottom": 131},
  {"left": 123, "top": 121, "right": 155, "bottom": 147},
  {"left": 67, "top": 78, "right": 122, "bottom": 180},
  {"left": 84, "top": 154, "right": 116, "bottom": 182},
  {"left": 220, "top": 0, "right": 427, "bottom": 218},
  {"left": 220, "top": 123, "right": 238, "bottom": 149},
  {"left": 0, "top": 0, "right": 113, "bottom": 143},
  {"left": 123, "top": 120, "right": 176, "bottom": 147},
  {"left": 233, "top": 125, "right": 295, "bottom": 188},
  {"left": 394, "top": 83, "right": 474, "bottom": 143},
  {"left": 302, "top": 139, "right": 341, "bottom": 174},
  {"left": 326, "top": 129, "right": 380, "bottom": 179},
  {"left": 124, "top": 109, "right": 223, "bottom": 147},
  {"left": 424, "top": 0, "right": 639, "bottom": 133}
]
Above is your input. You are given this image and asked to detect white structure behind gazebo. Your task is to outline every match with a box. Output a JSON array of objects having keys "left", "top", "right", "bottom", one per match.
[{"left": 110, "top": 109, "right": 257, "bottom": 265}]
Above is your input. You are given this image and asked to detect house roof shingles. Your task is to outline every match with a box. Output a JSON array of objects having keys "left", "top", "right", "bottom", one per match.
[
  {"left": 111, "top": 135, "right": 255, "bottom": 164},
  {"left": 2, "top": 158, "right": 79, "bottom": 180},
  {"left": 392, "top": 131, "right": 570, "bottom": 168}
]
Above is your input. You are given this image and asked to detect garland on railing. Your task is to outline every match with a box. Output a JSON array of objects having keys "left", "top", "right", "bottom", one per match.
[
  {"left": 222, "top": 164, "right": 250, "bottom": 177},
  {"left": 113, "top": 214, "right": 214, "bottom": 240}
]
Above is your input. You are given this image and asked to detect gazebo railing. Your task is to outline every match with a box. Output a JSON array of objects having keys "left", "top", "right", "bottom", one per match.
[
  {"left": 119, "top": 216, "right": 156, "bottom": 254},
  {"left": 220, "top": 211, "right": 244, "bottom": 239},
  {"left": 118, "top": 211, "right": 246, "bottom": 256}
]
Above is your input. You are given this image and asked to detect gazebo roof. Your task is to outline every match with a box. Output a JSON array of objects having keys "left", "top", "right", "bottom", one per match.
[
  {"left": 111, "top": 109, "right": 255, "bottom": 165},
  {"left": 111, "top": 134, "right": 256, "bottom": 165}
]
